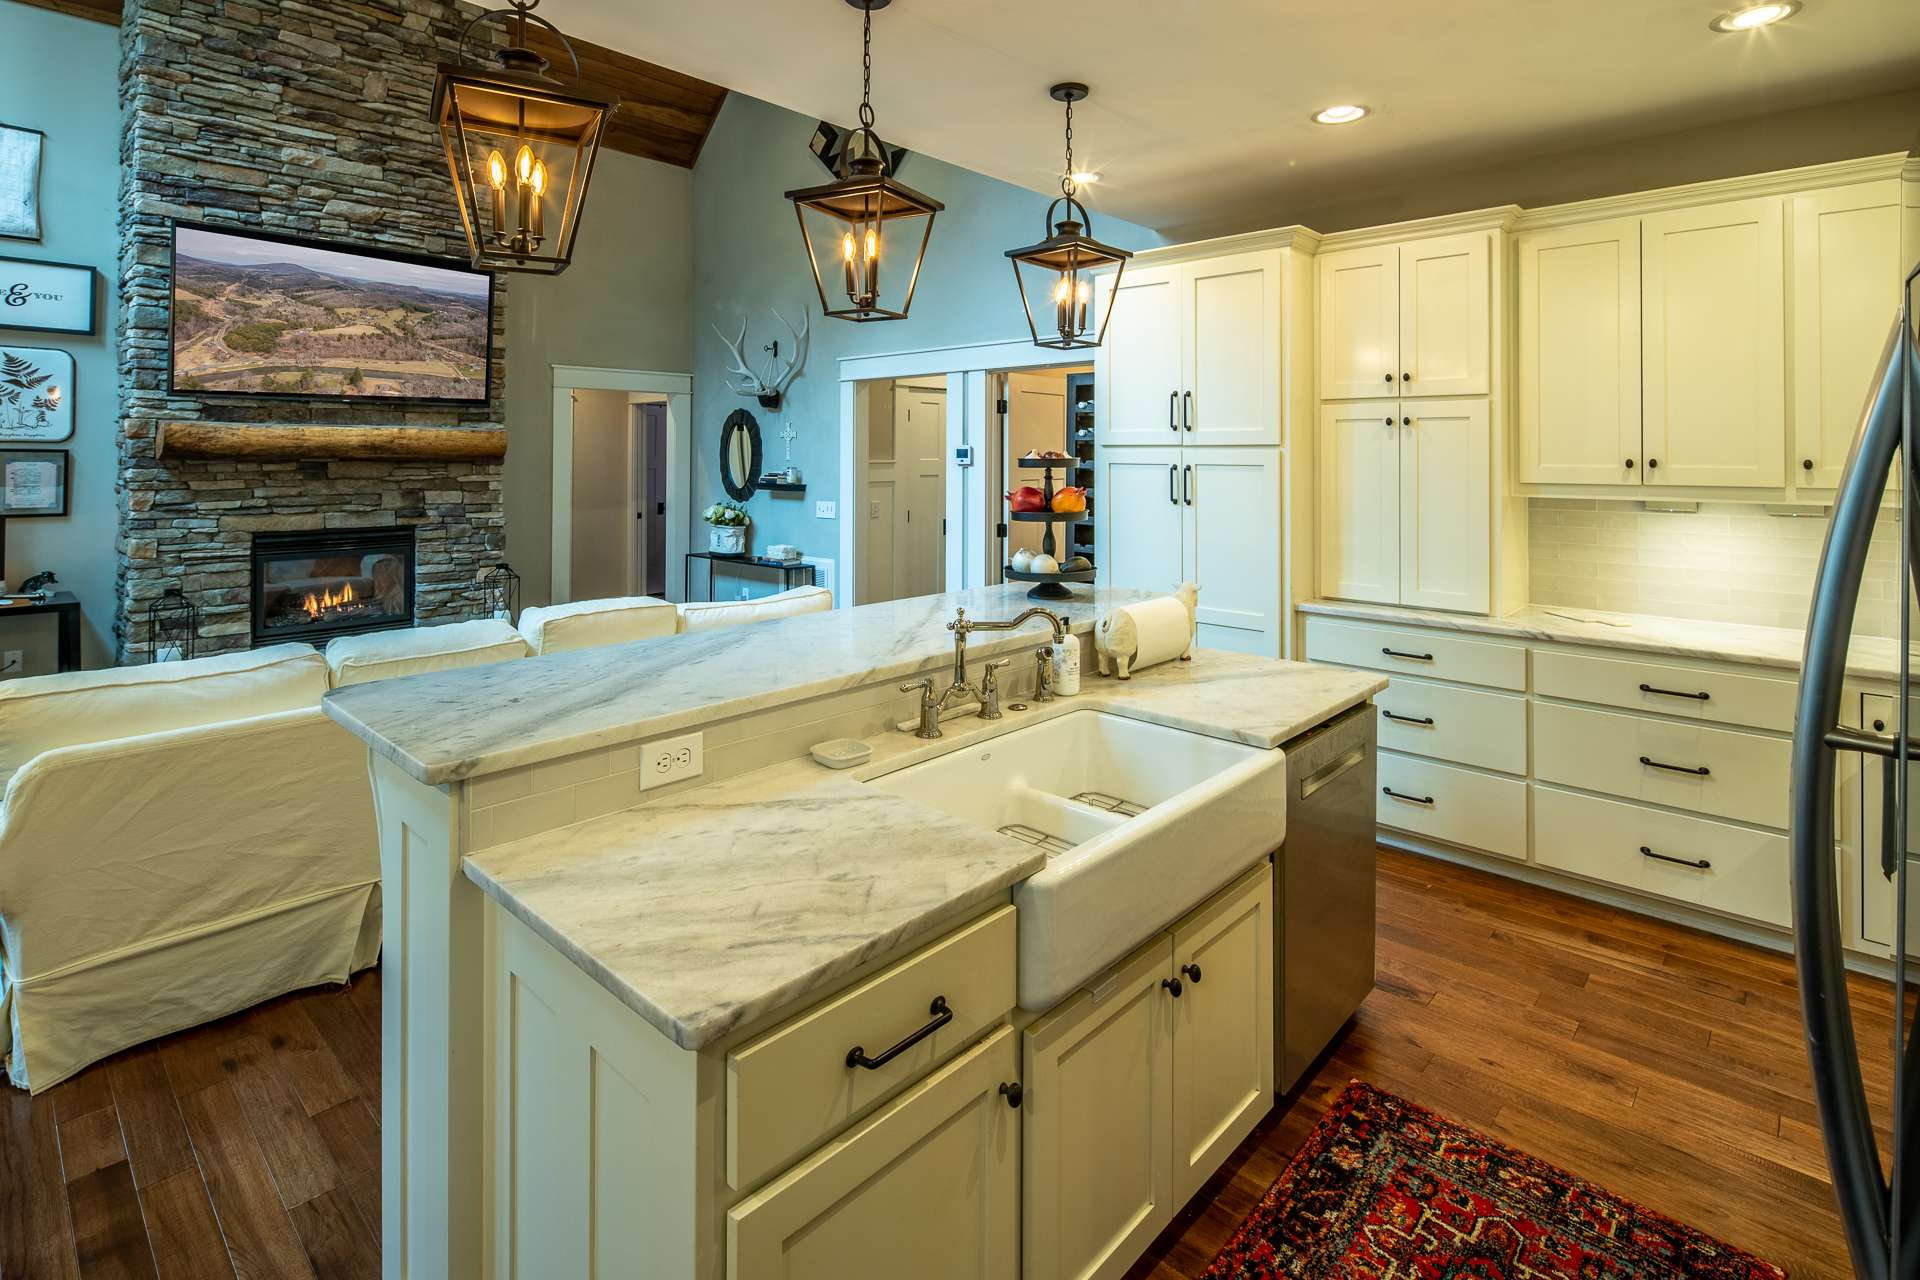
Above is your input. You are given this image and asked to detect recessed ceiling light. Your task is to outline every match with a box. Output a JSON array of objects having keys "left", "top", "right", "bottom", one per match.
[
  {"left": 1069, "top": 170, "right": 1100, "bottom": 185},
  {"left": 1312, "top": 104, "right": 1369, "bottom": 125},
  {"left": 1709, "top": 2, "right": 1800, "bottom": 31}
]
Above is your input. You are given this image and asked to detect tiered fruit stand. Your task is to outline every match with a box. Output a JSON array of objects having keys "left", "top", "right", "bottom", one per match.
[{"left": 1006, "top": 456, "right": 1093, "bottom": 600}]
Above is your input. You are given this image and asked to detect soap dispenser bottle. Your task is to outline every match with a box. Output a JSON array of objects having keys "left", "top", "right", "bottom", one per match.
[{"left": 1052, "top": 635, "right": 1081, "bottom": 696}]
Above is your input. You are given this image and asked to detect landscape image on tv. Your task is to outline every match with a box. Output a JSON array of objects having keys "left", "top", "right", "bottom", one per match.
[{"left": 170, "top": 224, "right": 492, "bottom": 402}]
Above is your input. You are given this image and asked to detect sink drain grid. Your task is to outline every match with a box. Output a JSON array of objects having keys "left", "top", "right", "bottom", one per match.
[
  {"left": 1070, "top": 791, "right": 1147, "bottom": 817},
  {"left": 996, "top": 824, "right": 1077, "bottom": 855}
]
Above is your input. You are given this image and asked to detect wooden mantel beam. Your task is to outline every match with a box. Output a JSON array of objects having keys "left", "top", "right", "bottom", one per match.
[{"left": 156, "top": 422, "right": 508, "bottom": 462}]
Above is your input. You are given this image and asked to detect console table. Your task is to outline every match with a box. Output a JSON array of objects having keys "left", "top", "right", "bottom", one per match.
[
  {"left": 0, "top": 591, "right": 82, "bottom": 673},
  {"left": 685, "top": 552, "right": 817, "bottom": 602}
]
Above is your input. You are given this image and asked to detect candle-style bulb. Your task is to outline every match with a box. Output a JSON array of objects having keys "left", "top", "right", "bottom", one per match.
[
  {"left": 514, "top": 143, "right": 535, "bottom": 187},
  {"left": 486, "top": 150, "right": 508, "bottom": 190}
]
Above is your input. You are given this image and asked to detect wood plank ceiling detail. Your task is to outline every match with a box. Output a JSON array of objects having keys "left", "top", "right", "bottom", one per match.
[{"left": 11, "top": 0, "right": 729, "bottom": 169}]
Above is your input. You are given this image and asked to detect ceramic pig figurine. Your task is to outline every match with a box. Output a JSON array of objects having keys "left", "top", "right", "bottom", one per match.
[{"left": 1095, "top": 582, "right": 1199, "bottom": 679}]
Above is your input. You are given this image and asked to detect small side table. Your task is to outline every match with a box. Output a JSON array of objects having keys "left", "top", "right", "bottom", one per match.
[
  {"left": 686, "top": 552, "right": 818, "bottom": 603},
  {"left": 0, "top": 590, "right": 82, "bottom": 673}
]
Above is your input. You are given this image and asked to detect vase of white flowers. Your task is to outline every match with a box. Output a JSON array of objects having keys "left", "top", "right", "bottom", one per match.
[{"left": 704, "top": 499, "right": 750, "bottom": 554}]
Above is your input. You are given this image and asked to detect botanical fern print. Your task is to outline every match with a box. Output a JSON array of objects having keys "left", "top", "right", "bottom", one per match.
[{"left": 0, "top": 347, "right": 70, "bottom": 441}]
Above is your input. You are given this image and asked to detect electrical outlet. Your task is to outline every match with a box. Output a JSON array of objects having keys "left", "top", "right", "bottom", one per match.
[
  {"left": 639, "top": 731, "right": 703, "bottom": 791},
  {"left": 814, "top": 500, "right": 837, "bottom": 520},
  {"left": 0, "top": 651, "right": 20, "bottom": 677}
]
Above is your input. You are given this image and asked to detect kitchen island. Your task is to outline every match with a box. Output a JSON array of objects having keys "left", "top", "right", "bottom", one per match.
[{"left": 324, "top": 585, "right": 1383, "bottom": 1280}]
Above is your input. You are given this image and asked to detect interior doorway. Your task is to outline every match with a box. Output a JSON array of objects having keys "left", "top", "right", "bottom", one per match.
[
  {"left": 989, "top": 364, "right": 1094, "bottom": 584},
  {"left": 549, "top": 366, "right": 691, "bottom": 605},
  {"left": 855, "top": 377, "right": 949, "bottom": 604}
]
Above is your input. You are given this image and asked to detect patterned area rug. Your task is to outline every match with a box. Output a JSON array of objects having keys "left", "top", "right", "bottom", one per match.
[{"left": 1205, "top": 1082, "right": 1786, "bottom": 1279}]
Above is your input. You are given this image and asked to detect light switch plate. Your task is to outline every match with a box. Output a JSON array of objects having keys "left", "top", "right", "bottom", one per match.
[
  {"left": 814, "top": 500, "right": 837, "bottom": 520},
  {"left": 640, "top": 731, "right": 704, "bottom": 791}
]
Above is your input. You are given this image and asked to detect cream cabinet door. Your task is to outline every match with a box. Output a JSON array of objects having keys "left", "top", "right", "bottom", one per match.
[
  {"left": 1183, "top": 252, "right": 1280, "bottom": 446},
  {"left": 1184, "top": 449, "right": 1280, "bottom": 657},
  {"left": 1097, "top": 265, "right": 1185, "bottom": 447},
  {"left": 1317, "top": 244, "right": 1400, "bottom": 400},
  {"left": 1399, "top": 400, "right": 1491, "bottom": 613},
  {"left": 1169, "top": 864, "right": 1273, "bottom": 1204},
  {"left": 1316, "top": 401, "right": 1401, "bottom": 605},
  {"left": 1398, "top": 233, "right": 1489, "bottom": 398},
  {"left": 1023, "top": 939, "right": 1175, "bottom": 1280},
  {"left": 1515, "top": 217, "right": 1643, "bottom": 485},
  {"left": 1097, "top": 447, "right": 1186, "bottom": 596},
  {"left": 1642, "top": 196, "right": 1786, "bottom": 488},
  {"left": 728, "top": 1027, "right": 1019, "bottom": 1280},
  {"left": 1793, "top": 181, "right": 1904, "bottom": 489}
]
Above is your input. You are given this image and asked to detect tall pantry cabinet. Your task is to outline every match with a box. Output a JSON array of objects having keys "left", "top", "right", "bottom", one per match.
[{"left": 1093, "top": 233, "right": 1318, "bottom": 658}]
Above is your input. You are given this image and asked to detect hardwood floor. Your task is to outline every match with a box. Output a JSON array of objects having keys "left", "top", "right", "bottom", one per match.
[{"left": 0, "top": 846, "right": 1887, "bottom": 1278}]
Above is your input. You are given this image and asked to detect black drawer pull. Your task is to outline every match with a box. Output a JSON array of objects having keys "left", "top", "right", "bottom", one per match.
[
  {"left": 1180, "top": 963, "right": 1203, "bottom": 985},
  {"left": 1638, "top": 682, "right": 1709, "bottom": 702},
  {"left": 1169, "top": 391, "right": 1178, "bottom": 432},
  {"left": 1640, "top": 845, "right": 1710, "bottom": 870},
  {"left": 1381, "top": 646, "right": 1434, "bottom": 661},
  {"left": 1162, "top": 977, "right": 1183, "bottom": 998},
  {"left": 998, "top": 1081, "right": 1024, "bottom": 1109},
  {"left": 845, "top": 996, "right": 952, "bottom": 1070},
  {"left": 1639, "top": 755, "right": 1710, "bottom": 777},
  {"left": 1381, "top": 709, "right": 1434, "bottom": 726},
  {"left": 1382, "top": 786, "right": 1434, "bottom": 805}
]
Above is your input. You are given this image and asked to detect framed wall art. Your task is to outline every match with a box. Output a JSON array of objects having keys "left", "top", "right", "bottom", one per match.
[
  {"left": 0, "top": 124, "right": 44, "bottom": 242},
  {"left": 0, "top": 346, "right": 73, "bottom": 442},
  {"left": 0, "top": 257, "right": 97, "bottom": 335},
  {"left": 0, "top": 448, "right": 68, "bottom": 517}
]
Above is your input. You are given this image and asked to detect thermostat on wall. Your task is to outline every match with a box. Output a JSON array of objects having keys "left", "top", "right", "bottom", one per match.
[{"left": 954, "top": 445, "right": 975, "bottom": 467}]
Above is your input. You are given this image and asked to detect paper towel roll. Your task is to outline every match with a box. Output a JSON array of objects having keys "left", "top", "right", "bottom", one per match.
[{"left": 1127, "top": 595, "right": 1195, "bottom": 671}]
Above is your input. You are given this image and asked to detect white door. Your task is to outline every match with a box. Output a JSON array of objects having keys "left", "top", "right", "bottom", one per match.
[
  {"left": 1169, "top": 865, "right": 1273, "bottom": 1204},
  {"left": 568, "top": 388, "right": 633, "bottom": 602},
  {"left": 1515, "top": 217, "right": 1643, "bottom": 485},
  {"left": 1096, "top": 265, "right": 1184, "bottom": 447},
  {"left": 1007, "top": 372, "right": 1069, "bottom": 558},
  {"left": 1399, "top": 400, "right": 1491, "bottom": 613},
  {"left": 728, "top": 1027, "right": 1019, "bottom": 1280},
  {"left": 1023, "top": 940, "right": 1174, "bottom": 1280},
  {"left": 1398, "top": 232, "right": 1490, "bottom": 397},
  {"left": 1316, "top": 401, "right": 1401, "bottom": 605},
  {"left": 1642, "top": 196, "right": 1786, "bottom": 487},
  {"left": 1316, "top": 244, "right": 1399, "bottom": 400},
  {"left": 1183, "top": 252, "right": 1279, "bottom": 446},
  {"left": 897, "top": 385, "right": 947, "bottom": 597},
  {"left": 1792, "top": 180, "right": 1904, "bottom": 489},
  {"left": 1097, "top": 447, "right": 1186, "bottom": 596},
  {"left": 1183, "top": 449, "right": 1280, "bottom": 656}
]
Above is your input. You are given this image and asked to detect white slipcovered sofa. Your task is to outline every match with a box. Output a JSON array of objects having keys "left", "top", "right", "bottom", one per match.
[{"left": 516, "top": 584, "right": 833, "bottom": 654}]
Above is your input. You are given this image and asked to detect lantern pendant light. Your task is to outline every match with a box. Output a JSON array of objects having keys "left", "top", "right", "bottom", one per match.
[
  {"left": 431, "top": 0, "right": 619, "bottom": 275},
  {"left": 785, "top": 0, "right": 944, "bottom": 322},
  {"left": 1006, "top": 84, "right": 1132, "bottom": 350}
]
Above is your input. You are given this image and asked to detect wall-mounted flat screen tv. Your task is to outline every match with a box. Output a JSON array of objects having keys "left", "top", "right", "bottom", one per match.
[{"left": 169, "top": 223, "right": 494, "bottom": 404}]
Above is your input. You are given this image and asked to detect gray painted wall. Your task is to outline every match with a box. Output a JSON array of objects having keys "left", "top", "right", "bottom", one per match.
[
  {"left": 506, "top": 149, "right": 693, "bottom": 607},
  {"left": 0, "top": 3, "right": 119, "bottom": 670},
  {"left": 689, "top": 93, "right": 1165, "bottom": 579}
]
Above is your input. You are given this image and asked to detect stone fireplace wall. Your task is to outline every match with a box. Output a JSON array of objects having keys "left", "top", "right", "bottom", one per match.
[{"left": 116, "top": 0, "right": 506, "bottom": 660}]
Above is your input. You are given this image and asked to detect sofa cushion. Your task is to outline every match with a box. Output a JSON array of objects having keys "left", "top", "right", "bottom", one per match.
[
  {"left": 517, "top": 596, "right": 679, "bottom": 655},
  {"left": 0, "top": 643, "right": 326, "bottom": 781},
  {"left": 677, "top": 584, "right": 833, "bottom": 634},
  {"left": 326, "top": 619, "right": 528, "bottom": 687}
]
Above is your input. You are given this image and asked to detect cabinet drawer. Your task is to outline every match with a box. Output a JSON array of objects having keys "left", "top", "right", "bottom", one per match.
[
  {"left": 1533, "top": 702, "right": 1790, "bottom": 828},
  {"left": 1377, "top": 750, "right": 1528, "bottom": 860},
  {"left": 1533, "top": 648, "right": 1795, "bottom": 733},
  {"left": 1533, "top": 785, "right": 1790, "bottom": 928},
  {"left": 1304, "top": 617, "right": 1526, "bottom": 691},
  {"left": 727, "top": 906, "right": 1016, "bottom": 1191},
  {"left": 1372, "top": 675, "right": 1526, "bottom": 774}
]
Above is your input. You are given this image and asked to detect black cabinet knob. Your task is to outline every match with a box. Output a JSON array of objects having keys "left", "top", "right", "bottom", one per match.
[
  {"left": 1402, "top": 416, "right": 1411, "bottom": 426},
  {"left": 1401, "top": 371, "right": 1411, "bottom": 381},
  {"left": 1647, "top": 458, "right": 1659, "bottom": 470},
  {"left": 1383, "top": 373, "right": 1394, "bottom": 383},
  {"left": 1384, "top": 417, "right": 1393, "bottom": 426},
  {"left": 1180, "top": 963, "right": 1203, "bottom": 985},
  {"left": 1803, "top": 458, "right": 1815, "bottom": 471},
  {"left": 998, "top": 1081, "right": 1024, "bottom": 1109},
  {"left": 1162, "top": 977, "right": 1183, "bottom": 998},
  {"left": 1625, "top": 459, "right": 1635, "bottom": 469}
]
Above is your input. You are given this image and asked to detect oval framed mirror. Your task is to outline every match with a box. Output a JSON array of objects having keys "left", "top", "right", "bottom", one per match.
[{"left": 720, "top": 409, "right": 763, "bottom": 501}]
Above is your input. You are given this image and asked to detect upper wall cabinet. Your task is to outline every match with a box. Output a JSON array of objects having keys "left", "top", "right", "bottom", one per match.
[
  {"left": 1096, "top": 252, "right": 1279, "bottom": 449},
  {"left": 1318, "top": 233, "right": 1490, "bottom": 400},
  {"left": 1514, "top": 217, "right": 1642, "bottom": 485},
  {"left": 1793, "top": 180, "right": 1905, "bottom": 489},
  {"left": 1641, "top": 196, "right": 1786, "bottom": 488}
]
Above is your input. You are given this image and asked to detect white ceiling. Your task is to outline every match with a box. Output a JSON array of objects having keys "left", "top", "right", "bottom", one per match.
[{"left": 545, "top": 0, "right": 1920, "bottom": 236}]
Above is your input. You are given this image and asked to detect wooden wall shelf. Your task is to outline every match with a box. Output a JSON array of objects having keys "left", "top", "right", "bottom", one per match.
[{"left": 155, "top": 422, "right": 509, "bottom": 462}]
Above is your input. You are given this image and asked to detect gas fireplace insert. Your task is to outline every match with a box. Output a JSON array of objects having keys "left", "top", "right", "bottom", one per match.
[{"left": 250, "top": 527, "right": 415, "bottom": 647}]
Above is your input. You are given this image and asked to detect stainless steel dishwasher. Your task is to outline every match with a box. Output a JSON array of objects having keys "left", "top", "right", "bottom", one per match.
[{"left": 1274, "top": 702, "right": 1377, "bottom": 1093}]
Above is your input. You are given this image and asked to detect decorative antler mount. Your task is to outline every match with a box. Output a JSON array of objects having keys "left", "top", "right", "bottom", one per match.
[{"left": 714, "top": 310, "right": 810, "bottom": 409}]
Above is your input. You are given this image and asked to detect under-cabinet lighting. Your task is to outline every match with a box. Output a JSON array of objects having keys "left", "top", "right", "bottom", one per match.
[
  {"left": 1311, "top": 104, "right": 1370, "bottom": 125},
  {"left": 1709, "top": 2, "right": 1800, "bottom": 31}
]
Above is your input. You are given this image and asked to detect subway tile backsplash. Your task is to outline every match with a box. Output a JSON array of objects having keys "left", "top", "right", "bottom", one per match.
[{"left": 1527, "top": 498, "right": 1912, "bottom": 638}]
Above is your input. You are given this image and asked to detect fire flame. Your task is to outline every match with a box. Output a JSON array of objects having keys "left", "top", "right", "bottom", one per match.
[{"left": 302, "top": 581, "right": 356, "bottom": 620}]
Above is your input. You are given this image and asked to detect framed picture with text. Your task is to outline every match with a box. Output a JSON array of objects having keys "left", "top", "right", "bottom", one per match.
[
  {"left": 0, "top": 124, "right": 43, "bottom": 242},
  {"left": 0, "top": 346, "right": 73, "bottom": 442},
  {"left": 0, "top": 448, "right": 67, "bottom": 517},
  {"left": 0, "top": 257, "right": 96, "bottom": 335}
]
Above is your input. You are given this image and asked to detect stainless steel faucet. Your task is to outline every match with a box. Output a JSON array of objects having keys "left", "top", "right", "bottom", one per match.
[{"left": 898, "top": 606, "right": 1070, "bottom": 738}]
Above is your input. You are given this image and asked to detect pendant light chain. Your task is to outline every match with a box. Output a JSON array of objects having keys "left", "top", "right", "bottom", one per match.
[
  {"left": 858, "top": 5, "right": 875, "bottom": 129},
  {"left": 1061, "top": 95, "right": 1075, "bottom": 199}
]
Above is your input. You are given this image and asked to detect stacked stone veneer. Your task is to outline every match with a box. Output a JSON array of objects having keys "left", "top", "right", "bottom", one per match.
[{"left": 116, "top": 0, "right": 507, "bottom": 660}]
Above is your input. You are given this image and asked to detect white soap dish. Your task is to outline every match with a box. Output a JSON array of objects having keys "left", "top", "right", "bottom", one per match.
[{"left": 810, "top": 738, "right": 873, "bottom": 770}]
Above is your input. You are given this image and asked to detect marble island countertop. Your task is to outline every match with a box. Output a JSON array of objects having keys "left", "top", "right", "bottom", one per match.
[
  {"left": 1298, "top": 599, "right": 1920, "bottom": 682},
  {"left": 324, "top": 585, "right": 1160, "bottom": 786},
  {"left": 460, "top": 648, "right": 1385, "bottom": 1051}
]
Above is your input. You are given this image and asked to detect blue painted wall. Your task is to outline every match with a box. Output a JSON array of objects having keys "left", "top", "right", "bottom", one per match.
[
  {"left": 0, "top": 2, "right": 120, "bottom": 668},
  {"left": 691, "top": 93, "right": 1164, "bottom": 589}
]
